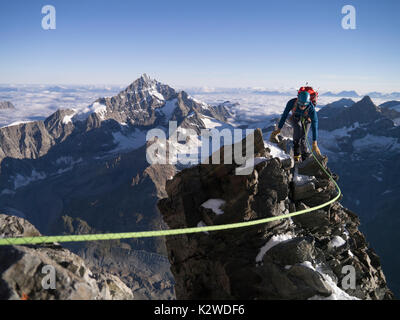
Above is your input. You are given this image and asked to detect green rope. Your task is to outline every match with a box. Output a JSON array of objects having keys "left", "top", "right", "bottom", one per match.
[
  {"left": 0, "top": 125, "right": 341, "bottom": 246},
  {"left": 301, "top": 118, "right": 340, "bottom": 196}
]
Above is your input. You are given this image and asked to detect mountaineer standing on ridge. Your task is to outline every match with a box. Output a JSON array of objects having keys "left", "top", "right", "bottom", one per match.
[{"left": 270, "top": 87, "right": 321, "bottom": 162}]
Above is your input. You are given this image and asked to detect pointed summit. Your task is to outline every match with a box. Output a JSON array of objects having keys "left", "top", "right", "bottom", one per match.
[
  {"left": 121, "top": 74, "right": 178, "bottom": 100},
  {"left": 125, "top": 74, "right": 159, "bottom": 93},
  {"left": 137, "top": 73, "right": 156, "bottom": 87},
  {"left": 352, "top": 95, "right": 378, "bottom": 114},
  {"left": 140, "top": 73, "right": 152, "bottom": 83},
  {"left": 358, "top": 95, "right": 373, "bottom": 104}
]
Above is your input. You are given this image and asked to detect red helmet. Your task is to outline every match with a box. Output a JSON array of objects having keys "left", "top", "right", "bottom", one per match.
[{"left": 298, "top": 86, "right": 318, "bottom": 105}]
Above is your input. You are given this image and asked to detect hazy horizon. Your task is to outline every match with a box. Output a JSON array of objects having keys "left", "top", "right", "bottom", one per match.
[
  {"left": 0, "top": 78, "right": 398, "bottom": 97},
  {"left": 1, "top": 0, "right": 399, "bottom": 93}
]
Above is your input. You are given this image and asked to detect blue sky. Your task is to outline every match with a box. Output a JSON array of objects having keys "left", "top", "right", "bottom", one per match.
[{"left": 0, "top": 0, "right": 399, "bottom": 93}]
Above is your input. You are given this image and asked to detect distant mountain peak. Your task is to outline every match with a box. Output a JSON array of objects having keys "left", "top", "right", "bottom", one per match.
[
  {"left": 124, "top": 74, "right": 160, "bottom": 94},
  {"left": 0, "top": 101, "right": 15, "bottom": 110},
  {"left": 137, "top": 73, "right": 157, "bottom": 86},
  {"left": 340, "top": 90, "right": 359, "bottom": 96},
  {"left": 140, "top": 73, "right": 152, "bottom": 83},
  {"left": 321, "top": 90, "right": 359, "bottom": 98},
  {"left": 379, "top": 100, "right": 400, "bottom": 109},
  {"left": 359, "top": 95, "right": 373, "bottom": 104}
]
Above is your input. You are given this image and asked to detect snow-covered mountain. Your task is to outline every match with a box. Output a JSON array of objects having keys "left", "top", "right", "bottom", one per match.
[{"left": 0, "top": 74, "right": 232, "bottom": 167}]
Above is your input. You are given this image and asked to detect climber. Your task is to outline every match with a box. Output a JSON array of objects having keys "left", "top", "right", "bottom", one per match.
[{"left": 270, "top": 88, "right": 321, "bottom": 162}]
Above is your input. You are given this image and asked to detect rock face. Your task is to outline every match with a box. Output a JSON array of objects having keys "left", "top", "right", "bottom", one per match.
[
  {"left": 157, "top": 129, "right": 394, "bottom": 300},
  {"left": 0, "top": 214, "right": 133, "bottom": 300},
  {"left": 318, "top": 98, "right": 355, "bottom": 119}
]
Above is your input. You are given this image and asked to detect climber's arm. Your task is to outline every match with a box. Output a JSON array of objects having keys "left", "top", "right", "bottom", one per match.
[
  {"left": 310, "top": 107, "right": 318, "bottom": 142},
  {"left": 278, "top": 100, "right": 295, "bottom": 130}
]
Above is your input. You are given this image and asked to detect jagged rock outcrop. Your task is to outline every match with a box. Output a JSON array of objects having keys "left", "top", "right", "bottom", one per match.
[
  {"left": 158, "top": 129, "right": 394, "bottom": 300},
  {"left": 0, "top": 214, "right": 133, "bottom": 300}
]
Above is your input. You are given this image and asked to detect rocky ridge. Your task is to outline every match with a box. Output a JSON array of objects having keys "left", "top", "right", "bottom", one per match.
[{"left": 158, "top": 129, "right": 394, "bottom": 300}]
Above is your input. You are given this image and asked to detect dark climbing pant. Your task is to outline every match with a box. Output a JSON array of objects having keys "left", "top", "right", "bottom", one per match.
[{"left": 290, "top": 116, "right": 311, "bottom": 159}]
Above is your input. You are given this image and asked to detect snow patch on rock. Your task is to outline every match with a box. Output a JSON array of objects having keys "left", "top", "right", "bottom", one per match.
[
  {"left": 328, "top": 236, "right": 346, "bottom": 249},
  {"left": 256, "top": 233, "right": 294, "bottom": 263},
  {"left": 12, "top": 170, "right": 47, "bottom": 190},
  {"left": 201, "top": 199, "right": 226, "bottom": 215},
  {"left": 307, "top": 263, "right": 359, "bottom": 300}
]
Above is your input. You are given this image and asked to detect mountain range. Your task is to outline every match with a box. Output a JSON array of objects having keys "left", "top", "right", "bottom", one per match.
[{"left": 185, "top": 87, "right": 400, "bottom": 100}]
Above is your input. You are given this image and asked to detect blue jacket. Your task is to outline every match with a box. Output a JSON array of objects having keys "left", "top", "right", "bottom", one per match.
[{"left": 278, "top": 98, "right": 318, "bottom": 141}]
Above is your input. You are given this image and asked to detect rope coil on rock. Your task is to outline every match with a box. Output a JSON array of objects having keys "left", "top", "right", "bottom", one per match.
[{"left": 0, "top": 124, "right": 341, "bottom": 246}]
